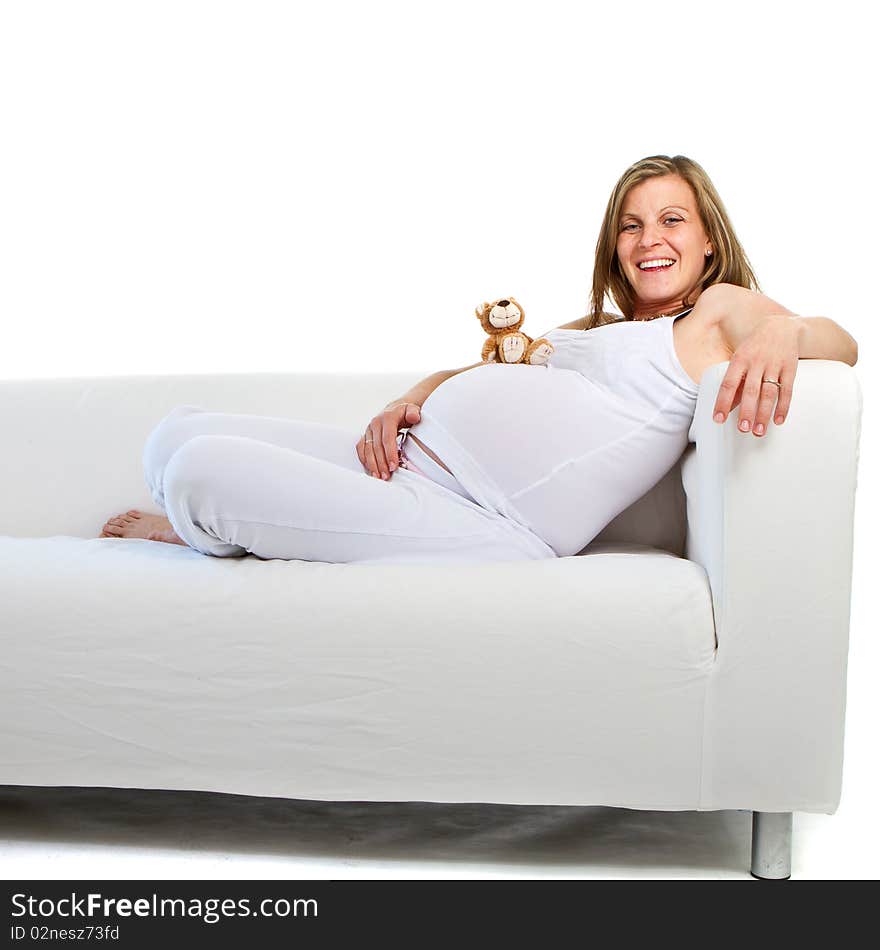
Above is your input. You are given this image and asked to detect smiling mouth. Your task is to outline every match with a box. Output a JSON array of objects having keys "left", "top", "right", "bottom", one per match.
[{"left": 638, "top": 260, "right": 676, "bottom": 273}]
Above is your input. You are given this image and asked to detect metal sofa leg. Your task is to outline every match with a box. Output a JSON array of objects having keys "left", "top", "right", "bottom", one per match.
[{"left": 750, "top": 811, "right": 792, "bottom": 880}]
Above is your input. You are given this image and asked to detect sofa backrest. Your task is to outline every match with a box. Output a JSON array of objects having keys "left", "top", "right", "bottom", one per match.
[{"left": 0, "top": 372, "right": 689, "bottom": 555}]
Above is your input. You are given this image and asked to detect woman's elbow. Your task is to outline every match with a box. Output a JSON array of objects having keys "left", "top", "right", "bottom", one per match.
[
  {"left": 846, "top": 328, "right": 859, "bottom": 366},
  {"left": 831, "top": 320, "right": 858, "bottom": 366}
]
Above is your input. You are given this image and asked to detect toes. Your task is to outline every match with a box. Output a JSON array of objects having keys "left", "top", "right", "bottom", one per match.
[{"left": 100, "top": 510, "right": 147, "bottom": 537}]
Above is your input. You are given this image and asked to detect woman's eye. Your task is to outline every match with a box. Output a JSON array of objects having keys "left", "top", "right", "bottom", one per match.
[{"left": 621, "top": 218, "right": 681, "bottom": 232}]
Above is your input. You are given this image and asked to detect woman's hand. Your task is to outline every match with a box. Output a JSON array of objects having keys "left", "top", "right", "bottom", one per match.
[
  {"left": 712, "top": 314, "right": 801, "bottom": 437},
  {"left": 357, "top": 402, "right": 422, "bottom": 479}
]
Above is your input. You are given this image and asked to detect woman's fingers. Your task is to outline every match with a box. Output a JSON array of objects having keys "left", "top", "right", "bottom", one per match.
[
  {"left": 382, "top": 408, "right": 401, "bottom": 474},
  {"left": 363, "top": 421, "right": 384, "bottom": 478},
  {"left": 735, "top": 364, "right": 766, "bottom": 434},
  {"left": 712, "top": 358, "right": 745, "bottom": 425},
  {"left": 357, "top": 402, "right": 421, "bottom": 478},
  {"left": 712, "top": 359, "right": 794, "bottom": 437},
  {"left": 366, "top": 415, "right": 395, "bottom": 480},
  {"left": 773, "top": 360, "right": 796, "bottom": 426},
  {"left": 753, "top": 360, "right": 796, "bottom": 435},
  {"left": 713, "top": 316, "right": 800, "bottom": 437},
  {"left": 752, "top": 374, "right": 780, "bottom": 436}
]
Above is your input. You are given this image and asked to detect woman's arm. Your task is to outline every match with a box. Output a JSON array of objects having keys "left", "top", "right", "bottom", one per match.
[
  {"left": 791, "top": 317, "right": 858, "bottom": 365},
  {"left": 385, "top": 362, "right": 485, "bottom": 411},
  {"left": 711, "top": 283, "right": 858, "bottom": 366},
  {"left": 390, "top": 318, "right": 590, "bottom": 414},
  {"left": 707, "top": 282, "right": 859, "bottom": 440}
]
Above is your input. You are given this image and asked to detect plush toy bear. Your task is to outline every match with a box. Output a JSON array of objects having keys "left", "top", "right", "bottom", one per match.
[{"left": 476, "top": 296, "right": 554, "bottom": 365}]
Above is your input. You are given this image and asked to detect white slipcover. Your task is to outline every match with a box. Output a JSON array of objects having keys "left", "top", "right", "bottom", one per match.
[{"left": 0, "top": 361, "right": 862, "bottom": 813}]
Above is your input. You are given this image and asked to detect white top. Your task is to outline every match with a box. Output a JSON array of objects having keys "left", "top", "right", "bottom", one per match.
[{"left": 410, "top": 311, "right": 699, "bottom": 556}]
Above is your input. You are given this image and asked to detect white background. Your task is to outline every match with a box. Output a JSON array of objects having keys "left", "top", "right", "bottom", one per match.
[{"left": 0, "top": 0, "right": 876, "bottom": 879}]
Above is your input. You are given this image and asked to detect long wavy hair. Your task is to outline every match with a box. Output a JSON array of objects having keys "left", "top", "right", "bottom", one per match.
[{"left": 586, "top": 155, "right": 761, "bottom": 329}]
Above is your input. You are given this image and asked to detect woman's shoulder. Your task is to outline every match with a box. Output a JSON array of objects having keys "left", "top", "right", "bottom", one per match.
[
  {"left": 587, "top": 311, "right": 626, "bottom": 332},
  {"left": 596, "top": 310, "right": 625, "bottom": 325},
  {"left": 697, "top": 281, "right": 782, "bottom": 313}
]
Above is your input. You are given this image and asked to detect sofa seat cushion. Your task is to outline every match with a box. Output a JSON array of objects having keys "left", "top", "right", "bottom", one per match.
[{"left": 0, "top": 536, "right": 716, "bottom": 809}]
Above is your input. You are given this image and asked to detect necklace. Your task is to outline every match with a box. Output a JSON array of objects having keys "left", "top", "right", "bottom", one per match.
[{"left": 636, "top": 305, "right": 693, "bottom": 321}]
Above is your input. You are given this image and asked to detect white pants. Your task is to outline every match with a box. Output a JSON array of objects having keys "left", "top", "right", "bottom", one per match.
[{"left": 142, "top": 405, "right": 556, "bottom": 565}]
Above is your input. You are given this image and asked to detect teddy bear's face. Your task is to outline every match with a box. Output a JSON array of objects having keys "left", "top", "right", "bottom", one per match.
[
  {"left": 478, "top": 298, "right": 525, "bottom": 334},
  {"left": 488, "top": 299, "right": 523, "bottom": 329}
]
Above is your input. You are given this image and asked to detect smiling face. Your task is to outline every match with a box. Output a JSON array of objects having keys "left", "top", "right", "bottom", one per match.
[{"left": 616, "top": 175, "right": 713, "bottom": 320}]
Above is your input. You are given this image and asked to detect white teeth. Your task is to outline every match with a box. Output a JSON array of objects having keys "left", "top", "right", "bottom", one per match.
[{"left": 639, "top": 259, "right": 675, "bottom": 270}]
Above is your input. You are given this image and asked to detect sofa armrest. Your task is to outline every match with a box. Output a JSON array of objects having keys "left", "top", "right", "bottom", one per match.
[{"left": 681, "top": 360, "right": 863, "bottom": 812}]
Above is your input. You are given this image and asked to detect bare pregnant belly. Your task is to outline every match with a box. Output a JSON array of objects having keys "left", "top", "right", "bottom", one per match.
[{"left": 408, "top": 433, "right": 453, "bottom": 474}]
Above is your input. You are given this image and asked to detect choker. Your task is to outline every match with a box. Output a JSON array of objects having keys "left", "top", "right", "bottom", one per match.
[{"left": 635, "top": 306, "right": 693, "bottom": 321}]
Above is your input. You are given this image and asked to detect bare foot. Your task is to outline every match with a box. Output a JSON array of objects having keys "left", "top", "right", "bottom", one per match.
[{"left": 99, "top": 510, "right": 187, "bottom": 546}]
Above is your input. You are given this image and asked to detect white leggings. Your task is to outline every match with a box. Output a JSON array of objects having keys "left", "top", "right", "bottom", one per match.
[{"left": 141, "top": 405, "right": 556, "bottom": 565}]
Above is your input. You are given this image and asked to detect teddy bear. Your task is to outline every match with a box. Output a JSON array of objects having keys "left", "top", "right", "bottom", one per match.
[{"left": 475, "top": 296, "right": 554, "bottom": 365}]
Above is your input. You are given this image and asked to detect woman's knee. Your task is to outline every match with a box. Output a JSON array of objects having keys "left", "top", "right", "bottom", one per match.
[
  {"left": 161, "top": 435, "right": 249, "bottom": 559},
  {"left": 142, "top": 405, "right": 206, "bottom": 479},
  {"left": 142, "top": 405, "right": 210, "bottom": 504},
  {"left": 162, "top": 434, "right": 233, "bottom": 501}
]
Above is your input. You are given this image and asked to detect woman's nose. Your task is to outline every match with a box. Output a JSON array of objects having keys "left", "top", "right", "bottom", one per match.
[{"left": 638, "top": 225, "right": 662, "bottom": 248}]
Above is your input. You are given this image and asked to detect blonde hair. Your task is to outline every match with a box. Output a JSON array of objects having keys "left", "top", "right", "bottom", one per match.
[{"left": 586, "top": 155, "right": 761, "bottom": 329}]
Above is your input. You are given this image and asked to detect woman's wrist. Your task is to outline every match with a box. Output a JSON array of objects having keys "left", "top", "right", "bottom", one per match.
[
  {"left": 761, "top": 313, "right": 805, "bottom": 353},
  {"left": 385, "top": 393, "right": 426, "bottom": 412},
  {"left": 782, "top": 314, "right": 806, "bottom": 352},
  {"left": 386, "top": 390, "right": 426, "bottom": 411}
]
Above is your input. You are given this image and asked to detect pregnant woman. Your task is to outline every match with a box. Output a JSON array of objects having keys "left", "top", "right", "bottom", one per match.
[{"left": 99, "top": 154, "right": 858, "bottom": 564}]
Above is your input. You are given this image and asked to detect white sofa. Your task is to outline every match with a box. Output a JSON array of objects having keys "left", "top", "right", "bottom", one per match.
[{"left": 0, "top": 360, "right": 862, "bottom": 879}]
